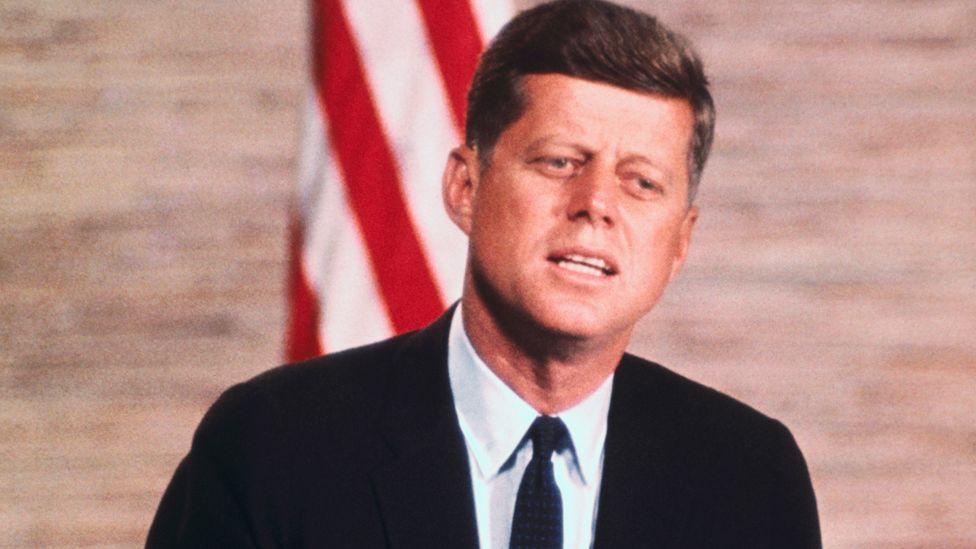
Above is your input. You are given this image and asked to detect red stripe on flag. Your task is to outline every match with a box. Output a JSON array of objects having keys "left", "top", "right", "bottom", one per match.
[
  {"left": 286, "top": 215, "right": 324, "bottom": 361},
  {"left": 313, "top": 0, "right": 446, "bottom": 333},
  {"left": 415, "top": 0, "right": 484, "bottom": 131}
]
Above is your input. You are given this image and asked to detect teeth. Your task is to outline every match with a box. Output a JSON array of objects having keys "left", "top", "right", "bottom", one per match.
[
  {"left": 558, "top": 260, "right": 605, "bottom": 276},
  {"left": 555, "top": 253, "right": 614, "bottom": 276},
  {"left": 564, "top": 254, "right": 608, "bottom": 271}
]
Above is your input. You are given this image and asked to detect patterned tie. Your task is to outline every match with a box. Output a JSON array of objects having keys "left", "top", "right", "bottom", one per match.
[{"left": 510, "top": 415, "right": 570, "bottom": 549}]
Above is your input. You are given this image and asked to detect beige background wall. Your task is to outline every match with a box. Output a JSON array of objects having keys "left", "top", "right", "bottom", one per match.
[{"left": 2, "top": 0, "right": 973, "bottom": 546}]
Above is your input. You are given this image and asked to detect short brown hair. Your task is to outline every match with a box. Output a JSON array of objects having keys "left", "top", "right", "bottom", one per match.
[{"left": 465, "top": 0, "right": 715, "bottom": 201}]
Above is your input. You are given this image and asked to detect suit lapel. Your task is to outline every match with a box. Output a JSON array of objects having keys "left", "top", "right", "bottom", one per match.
[
  {"left": 369, "top": 308, "right": 479, "bottom": 548},
  {"left": 593, "top": 356, "right": 698, "bottom": 549}
]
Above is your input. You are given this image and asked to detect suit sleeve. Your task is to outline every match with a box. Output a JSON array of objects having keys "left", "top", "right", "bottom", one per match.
[
  {"left": 766, "top": 420, "right": 822, "bottom": 548},
  {"left": 146, "top": 384, "right": 272, "bottom": 548}
]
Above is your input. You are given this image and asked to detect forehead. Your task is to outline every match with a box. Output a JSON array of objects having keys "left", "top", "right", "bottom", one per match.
[{"left": 507, "top": 74, "right": 694, "bottom": 160}]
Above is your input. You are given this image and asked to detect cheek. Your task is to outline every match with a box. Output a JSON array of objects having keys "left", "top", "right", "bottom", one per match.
[
  {"left": 625, "top": 214, "right": 684, "bottom": 273},
  {"left": 478, "top": 184, "right": 550, "bottom": 244},
  {"left": 470, "top": 194, "right": 526, "bottom": 256}
]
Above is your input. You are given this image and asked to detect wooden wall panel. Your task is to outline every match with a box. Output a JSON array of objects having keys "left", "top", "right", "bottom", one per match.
[
  {"left": 2, "top": 0, "right": 973, "bottom": 546},
  {"left": 624, "top": 1, "right": 976, "bottom": 546}
]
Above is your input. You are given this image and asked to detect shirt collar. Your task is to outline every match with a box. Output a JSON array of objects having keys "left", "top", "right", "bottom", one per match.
[{"left": 448, "top": 305, "right": 613, "bottom": 485}]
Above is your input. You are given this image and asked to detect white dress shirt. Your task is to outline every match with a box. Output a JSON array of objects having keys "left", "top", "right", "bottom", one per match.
[{"left": 447, "top": 306, "right": 614, "bottom": 549}]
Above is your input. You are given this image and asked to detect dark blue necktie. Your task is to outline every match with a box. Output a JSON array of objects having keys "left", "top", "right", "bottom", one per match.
[{"left": 510, "top": 416, "right": 570, "bottom": 549}]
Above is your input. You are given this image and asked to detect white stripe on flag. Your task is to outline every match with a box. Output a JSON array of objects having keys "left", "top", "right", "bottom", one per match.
[
  {"left": 470, "top": 0, "right": 516, "bottom": 41},
  {"left": 299, "top": 91, "right": 395, "bottom": 350},
  {"left": 290, "top": 0, "right": 514, "bottom": 357},
  {"left": 341, "top": 0, "right": 468, "bottom": 303}
]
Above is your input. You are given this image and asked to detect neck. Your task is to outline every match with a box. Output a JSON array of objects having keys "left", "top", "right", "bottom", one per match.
[{"left": 460, "top": 291, "right": 628, "bottom": 416}]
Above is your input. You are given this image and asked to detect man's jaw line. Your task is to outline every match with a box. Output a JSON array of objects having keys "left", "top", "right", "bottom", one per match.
[
  {"left": 468, "top": 264, "right": 627, "bottom": 358},
  {"left": 460, "top": 270, "right": 632, "bottom": 413}
]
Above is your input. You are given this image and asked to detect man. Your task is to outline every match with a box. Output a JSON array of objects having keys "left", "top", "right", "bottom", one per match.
[{"left": 148, "top": 1, "right": 821, "bottom": 547}]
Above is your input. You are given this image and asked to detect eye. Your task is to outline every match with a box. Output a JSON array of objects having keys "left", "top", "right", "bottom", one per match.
[
  {"left": 623, "top": 174, "right": 663, "bottom": 199},
  {"left": 532, "top": 156, "right": 581, "bottom": 178}
]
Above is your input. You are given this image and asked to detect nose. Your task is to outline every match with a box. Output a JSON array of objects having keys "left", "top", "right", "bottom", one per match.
[{"left": 566, "top": 165, "right": 617, "bottom": 228}]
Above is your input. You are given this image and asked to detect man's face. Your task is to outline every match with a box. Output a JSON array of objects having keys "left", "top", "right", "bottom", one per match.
[{"left": 446, "top": 74, "right": 698, "bottom": 344}]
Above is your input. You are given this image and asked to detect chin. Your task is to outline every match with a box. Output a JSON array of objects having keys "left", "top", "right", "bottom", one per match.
[
  {"left": 469, "top": 266, "right": 643, "bottom": 344},
  {"left": 522, "top": 298, "right": 632, "bottom": 342}
]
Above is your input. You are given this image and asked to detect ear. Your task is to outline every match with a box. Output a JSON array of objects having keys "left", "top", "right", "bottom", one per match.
[
  {"left": 442, "top": 145, "right": 480, "bottom": 235},
  {"left": 668, "top": 205, "right": 699, "bottom": 282}
]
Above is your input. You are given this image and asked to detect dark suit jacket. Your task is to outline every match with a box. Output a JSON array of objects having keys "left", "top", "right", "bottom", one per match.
[{"left": 147, "top": 309, "right": 820, "bottom": 548}]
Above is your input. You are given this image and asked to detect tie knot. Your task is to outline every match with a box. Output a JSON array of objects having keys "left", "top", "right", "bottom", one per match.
[{"left": 528, "top": 415, "right": 569, "bottom": 460}]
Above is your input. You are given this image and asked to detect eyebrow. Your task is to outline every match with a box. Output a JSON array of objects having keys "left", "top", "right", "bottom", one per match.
[{"left": 523, "top": 136, "right": 590, "bottom": 154}]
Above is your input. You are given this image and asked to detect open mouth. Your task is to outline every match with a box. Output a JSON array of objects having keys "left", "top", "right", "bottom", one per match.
[{"left": 548, "top": 253, "right": 617, "bottom": 277}]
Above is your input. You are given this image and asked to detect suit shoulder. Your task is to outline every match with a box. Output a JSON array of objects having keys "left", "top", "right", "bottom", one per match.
[
  {"left": 617, "top": 355, "right": 820, "bottom": 543},
  {"left": 193, "top": 333, "right": 414, "bottom": 457},
  {"left": 619, "top": 353, "right": 792, "bottom": 447},
  {"left": 246, "top": 333, "right": 409, "bottom": 403},
  {"left": 617, "top": 354, "right": 811, "bottom": 502}
]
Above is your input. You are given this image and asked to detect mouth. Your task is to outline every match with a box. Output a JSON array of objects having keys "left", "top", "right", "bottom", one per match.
[{"left": 547, "top": 251, "right": 618, "bottom": 277}]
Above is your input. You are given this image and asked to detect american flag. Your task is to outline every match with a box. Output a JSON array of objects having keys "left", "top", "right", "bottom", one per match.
[{"left": 287, "top": 0, "right": 514, "bottom": 360}]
